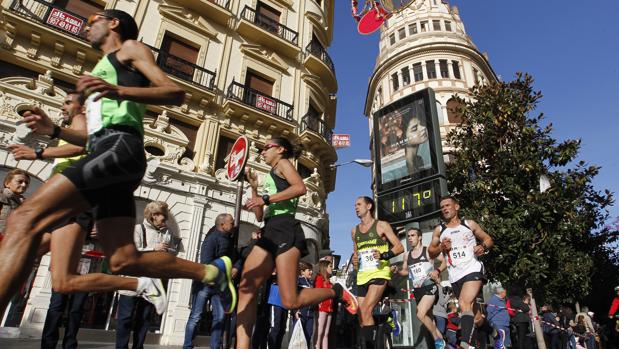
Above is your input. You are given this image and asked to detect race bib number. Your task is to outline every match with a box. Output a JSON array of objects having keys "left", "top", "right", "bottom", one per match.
[
  {"left": 85, "top": 93, "right": 103, "bottom": 135},
  {"left": 358, "top": 250, "right": 379, "bottom": 272},
  {"left": 409, "top": 262, "right": 432, "bottom": 288},
  {"left": 449, "top": 245, "right": 474, "bottom": 266}
]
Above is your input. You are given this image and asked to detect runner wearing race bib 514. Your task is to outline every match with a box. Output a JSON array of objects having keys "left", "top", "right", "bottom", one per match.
[
  {"left": 428, "top": 196, "right": 493, "bottom": 349},
  {"left": 397, "top": 227, "right": 447, "bottom": 349}
]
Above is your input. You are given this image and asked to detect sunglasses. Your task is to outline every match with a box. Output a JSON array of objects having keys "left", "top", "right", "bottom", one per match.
[
  {"left": 263, "top": 143, "right": 280, "bottom": 150},
  {"left": 86, "top": 13, "right": 114, "bottom": 26}
]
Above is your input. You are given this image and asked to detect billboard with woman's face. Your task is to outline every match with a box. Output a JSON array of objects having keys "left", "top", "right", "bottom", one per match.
[{"left": 373, "top": 88, "right": 444, "bottom": 193}]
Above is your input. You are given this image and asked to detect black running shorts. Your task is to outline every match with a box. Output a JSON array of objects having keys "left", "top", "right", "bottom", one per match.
[
  {"left": 61, "top": 127, "right": 146, "bottom": 220},
  {"left": 357, "top": 278, "right": 388, "bottom": 297},
  {"left": 412, "top": 283, "right": 439, "bottom": 305},
  {"left": 256, "top": 214, "right": 308, "bottom": 258},
  {"left": 452, "top": 267, "right": 487, "bottom": 299}
]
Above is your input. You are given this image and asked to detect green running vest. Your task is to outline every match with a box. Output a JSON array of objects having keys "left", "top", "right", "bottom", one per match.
[
  {"left": 355, "top": 220, "right": 391, "bottom": 285},
  {"left": 263, "top": 170, "right": 298, "bottom": 218}
]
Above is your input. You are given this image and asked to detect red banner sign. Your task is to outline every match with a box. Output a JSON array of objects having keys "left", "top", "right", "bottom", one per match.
[
  {"left": 255, "top": 95, "right": 277, "bottom": 114},
  {"left": 332, "top": 134, "right": 351, "bottom": 148},
  {"left": 46, "top": 8, "right": 84, "bottom": 35}
]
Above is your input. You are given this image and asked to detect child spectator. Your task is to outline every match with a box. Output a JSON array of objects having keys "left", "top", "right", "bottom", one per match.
[{"left": 314, "top": 260, "right": 334, "bottom": 349}]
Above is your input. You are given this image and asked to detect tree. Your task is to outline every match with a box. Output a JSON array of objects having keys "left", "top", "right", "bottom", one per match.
[{"left": 446, "top": 73, "right": 618, "bottom": 303}]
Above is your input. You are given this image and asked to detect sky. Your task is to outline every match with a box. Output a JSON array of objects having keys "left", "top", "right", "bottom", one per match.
[{"left": 326, "top": 0, "right": 619, "bottom": 263}]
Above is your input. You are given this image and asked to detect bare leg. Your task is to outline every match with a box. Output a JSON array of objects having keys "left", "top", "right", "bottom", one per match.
[
  {"left": 235, "top": 246, "right": 274, "bottom": 349},
  {"left": 0, "top": 175, "right": 87, "bottom": 311},
  {"left": 37, "top": 232, "right": 52, "bottom": 258},
  {"left": 275, "top": 248, "right": 335, "bottom": 310},
  {"left": 321, "top": 313, "right": 332, "bottom": 349},
  {"left": 416, "top": 295, "right": 442, "bottom": 340},
  {"left": 458, "top": 280, "right": 482, "bottom": 346},
  {"left": 315, "top": 311, "right": 328, "bottom": 349},
  {"left": 358, "top": 283, "right": 387, "bottom": 327}
]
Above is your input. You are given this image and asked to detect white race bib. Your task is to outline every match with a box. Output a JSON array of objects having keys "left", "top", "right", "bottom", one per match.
[
  {"left": 449, "top": 245, "right": 474, "bottom": 266},
  {"left": 409, "top": 261, "right": 433, "bottom": 288},
  {"left": 85, "top": 93, "right": 103, "bottom": 135},
  {"left": 358, "top": 250, "right": 379, "bottom": 272}
]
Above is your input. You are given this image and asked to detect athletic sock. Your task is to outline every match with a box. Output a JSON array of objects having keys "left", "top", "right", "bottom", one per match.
[
  {"left": 362, "top": 325, "right": 376, "bottom": 343},
  {"left": 202, "top": 264, "right": 219, "bottom": 284},
  {"left": 135, "top": 277, "right": 148, "bottom": 294},
  {"left": 332, "top": 283, "right": 343, "bottom": 299},
  {"left": 460, "top": 311, "right": 475, "bottom": 347}
]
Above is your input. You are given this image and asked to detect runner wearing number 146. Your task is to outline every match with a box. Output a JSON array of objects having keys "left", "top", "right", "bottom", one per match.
[
  {"left": 352, "top": 196, "right": 403, "bottom": 349},
  {"left": 428, "top": 196, "right": 493, "bottom": 349}
]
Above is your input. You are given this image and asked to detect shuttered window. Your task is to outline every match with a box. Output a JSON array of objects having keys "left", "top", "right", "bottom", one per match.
[
  {"left": 56, "top": 0, "right": 104, "bottom": 18},
  {"left": 160, "top": 34, "right": 199, "bottom": 80},
  {"left": 245, "top": 71, "right": 274, "bottom": 96}
]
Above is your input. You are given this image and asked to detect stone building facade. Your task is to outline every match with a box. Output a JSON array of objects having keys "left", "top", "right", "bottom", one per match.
[{"left": 0, "top": 0, "right": 337, "bottom": 344}]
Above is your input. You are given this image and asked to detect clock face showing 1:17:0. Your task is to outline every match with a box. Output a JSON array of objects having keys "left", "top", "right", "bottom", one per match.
[{"left": 376, "top": 177, "right": 444, "bottom": 224}]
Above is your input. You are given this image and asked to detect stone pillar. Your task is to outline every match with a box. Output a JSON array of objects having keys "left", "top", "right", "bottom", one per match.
[{"left": 193, "top": 118, "right": 220, "bottom": 175}]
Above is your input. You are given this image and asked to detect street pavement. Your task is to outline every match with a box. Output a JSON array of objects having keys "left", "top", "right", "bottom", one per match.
[{"left": 0, "top": 337, "right": 210, "bottom": 348}]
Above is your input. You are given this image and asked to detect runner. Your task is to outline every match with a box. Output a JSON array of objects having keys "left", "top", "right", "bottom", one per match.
[
  {"left": 352, "top": 196, "right": 404, "bottom": 348},
  {"left": 428, "top": 196, "right": 494, "bottom": 349},
  {"left": 237, "top": 137, "right": 357, "bottom": 349},
  {"left": 397, "top": 227, "right": 447, "bottom": 349},
  {"left": 0, "top": 9, "right": 234, "bottom": 315}
]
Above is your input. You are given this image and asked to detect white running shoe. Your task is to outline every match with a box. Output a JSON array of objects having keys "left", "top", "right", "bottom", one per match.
[{"left": 139, "top": 278, "right": 167, "bottom": 315}]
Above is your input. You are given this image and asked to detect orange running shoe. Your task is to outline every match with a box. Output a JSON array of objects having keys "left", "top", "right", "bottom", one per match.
[{"left": 338, "top": 284, "right": 358, "bottom": 315}]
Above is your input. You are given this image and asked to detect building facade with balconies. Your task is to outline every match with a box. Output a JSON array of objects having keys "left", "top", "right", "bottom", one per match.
[{"left": 0, "top": 0, "right": 337, "bottom": 344}]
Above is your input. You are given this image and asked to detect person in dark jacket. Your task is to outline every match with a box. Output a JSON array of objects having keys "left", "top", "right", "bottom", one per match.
[
  {"left": 295, "top": 261, "right": 315, "bottom": 347},
  {"left": 541, "top": 304, "right": 561, "bottom": 349},
  {"left": 182, "top": 213, "right": 234, "bottom": 349},
  {"left": 487, "top": 287, "right": 510, "bottom": 349},
  {"left": 510, "top": 288, "right": 532, "bottom": 349}
]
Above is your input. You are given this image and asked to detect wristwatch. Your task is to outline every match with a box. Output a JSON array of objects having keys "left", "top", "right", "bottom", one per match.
[
  {"left": 261, "top": 194, "right": 271, "bottom": 205},
  {"left": 34, "top": 146, "right": 44, "bottom": 160}
]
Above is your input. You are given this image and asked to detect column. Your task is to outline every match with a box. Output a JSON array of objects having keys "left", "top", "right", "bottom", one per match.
[{"left": 193, "top": 118, "right": 220, "bottom": 174}]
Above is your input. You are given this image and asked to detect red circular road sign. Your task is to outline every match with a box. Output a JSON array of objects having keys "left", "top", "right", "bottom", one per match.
[{"left": 227, "top": 135, "right": 249, "bottom": 181}]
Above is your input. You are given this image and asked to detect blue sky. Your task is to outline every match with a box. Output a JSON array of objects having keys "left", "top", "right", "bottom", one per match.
[{"left": 326, "top": 0, "right": 619, "bottom": 262}]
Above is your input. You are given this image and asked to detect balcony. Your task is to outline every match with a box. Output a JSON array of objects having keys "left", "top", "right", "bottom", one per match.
[
  {"left": 300, "top": 113, "right": 332, "bottom": 144},
  {"left": 168, "top": 0, "right": 232, "bottom": 27},
  {"left": 303, "top": 40, "right": 337, "bottom": 92},
  {"left": 226, "top": 81, "right": 293, "bottom": 122},
  {"left": 7, "top": 0, "right": 89, "bottom": 43},
  {"left": 237, "top": 6, "right": 300, "bottom": 59},
  {"left": 146, "top": 45, "right": 216, "bottom": 91}
]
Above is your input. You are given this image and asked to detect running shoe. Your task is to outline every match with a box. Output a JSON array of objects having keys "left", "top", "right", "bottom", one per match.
[
  {"left": 493, "top": 329, "right": 506, "bottom": 349},
  {"left": 392, "top": 309, "right": 402, "bottom": 337},
  {"left": 340, "top": 286, "right": 358, "bottom": 315},
  {"left": 210, "top": 256, "right": 237, "bottom": 315},
  {"left": 435, "top": 338, "right": 447, "bottom": 349},
  {"left": 139, "top": 278, "right": 167, "bottom": 315}
]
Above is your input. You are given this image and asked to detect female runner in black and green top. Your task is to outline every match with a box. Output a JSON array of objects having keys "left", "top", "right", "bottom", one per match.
[{"left": 237, "top": 137, "right": 357, "bottom": 349}]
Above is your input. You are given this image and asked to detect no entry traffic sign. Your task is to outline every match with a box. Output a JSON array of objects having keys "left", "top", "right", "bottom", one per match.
[{"left": 226, "top": 135, "right": 249, "bottom": 181}]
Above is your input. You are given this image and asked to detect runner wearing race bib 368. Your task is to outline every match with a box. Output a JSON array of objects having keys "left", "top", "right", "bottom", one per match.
[
  {"left": 397, "top": 228, "right": 446, "bottom": 349},
  {"left": 428, "top": 196, "right": 493, "bottom": 349},
  {"left": 352, "top": 196, "right": 404, "bottom": 349}
]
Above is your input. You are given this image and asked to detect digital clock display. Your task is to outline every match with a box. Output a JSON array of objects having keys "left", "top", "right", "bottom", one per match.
[{"left": 376, "top": 177, "right": 446, "bottom": 224}]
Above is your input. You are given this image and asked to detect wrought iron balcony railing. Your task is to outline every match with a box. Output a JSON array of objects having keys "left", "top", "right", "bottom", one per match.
[
  {"left": 227, "top": 81, "right": 294, "bottom": 122},
  {"left": 240, "top": 6, "right": 298, "bottom": 45},
  {"left": 306, "top": 40, "right": 335, "bottom": 74},
  {"left": 146, "top": 45, "right": 216, "bottom": 91},
  {"left": 9, "top": 0, "right": 89, "bottom": 41},
  {"left": 301, "top": 113, "right": 332, "bottom": 143}
]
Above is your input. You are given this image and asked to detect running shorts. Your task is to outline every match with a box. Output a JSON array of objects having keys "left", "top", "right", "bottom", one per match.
[
  {"left": 451, "top": 265, "right": 487, "bottom": 299},
  {"left": 413, "top": 283, "right": 439, "bottom": 305},
  {"left": 357, "top": 278, "right": 388, "bottom": 297},
  {"left": 256, "top": 214, "right": 308, "bottom": 258},
  {"left": 61, "top": 126, "right": 146, "bottom": 220}
]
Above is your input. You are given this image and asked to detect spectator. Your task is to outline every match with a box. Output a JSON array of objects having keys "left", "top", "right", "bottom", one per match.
[
  {"left": 0, "top": 169, "right": 30, "bottom": 234},
  {"left": 433, "top": 283, "right": 451, "bottom": 335},
  {"left": 314, "top": 260, "right": 334, "bottom": 349},
  {"left": 295, "top": 261, "right": 316, "bottom": 347},
  {"left": 509, "top": 288, "right": 532, "bottom": 349},
  {"left": 487, "top": 287, "right": 510, "bottom": 349},
  {"left": 446, "top": 301, "right": 460, "bottom": 348},
  {"left": 266, "top": 272, "right": 289, "bottom": 349},
  {"left": 115, "top": 201, "right": 175, "bottom": 349},
  {"left": 575, "top": 307, "right": 597, "bottom": 349},
  {"left": 183, "top": 213, "right": 234, "bottom": 349},
  {"left": 541, "top": 304, "right": 561, "bottom": 349}
]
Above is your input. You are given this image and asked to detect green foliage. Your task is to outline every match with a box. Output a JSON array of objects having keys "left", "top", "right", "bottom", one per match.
[{"left": 446, "top": 73, "right": 618, "bottom": 303}]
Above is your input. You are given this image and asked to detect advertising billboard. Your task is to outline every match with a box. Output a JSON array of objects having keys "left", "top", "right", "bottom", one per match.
[{"left": 372, "top": 88, "right": 444, "bottom": 193}]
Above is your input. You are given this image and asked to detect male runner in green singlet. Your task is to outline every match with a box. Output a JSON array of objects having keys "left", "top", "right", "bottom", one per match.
[
  {"left": 352, "top": 196, "right": 403, "bottom": 348},
  {"left": 0, "top": 10, "right": 235, "bottom": 315}
]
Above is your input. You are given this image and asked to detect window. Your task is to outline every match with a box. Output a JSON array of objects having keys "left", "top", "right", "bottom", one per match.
[
  {"left": 413, "top": 63, "right": 423, "bottom": 82},
  {"left": 159, "top": 33, "right": 199, "bottom": 80},
  {"left": 391, "top": 72, "right": 399, "bottom": 91},
  {"left": 245, "top": 70, "right": 273, "bottom": 96},
  {"left": 420, "top": 21, "right": 428, "bottom": 32},
  {"left": 215, "top": 135, "right": 236, "bottom": 171},
  {"left": 426, "top": 60, "right": 437, "bottom": 79},
  {"left": 409, "top": 23, "right": 418, "bottom": 35},
  {"left": 439, "top": 60, "right": 449, "bottom": 78},
  {"left": 401, "top": 66, "right": 410, "bottom": 85},
  {"left": 433, "top": 20, "right": 441, "bottom": 31},
  {"left": 445, "top": 21, "right": 452, "bottom": 31},
  {"left": 256, "top": 1, "right": 281, "bottom": 34},
  {"left": 398, "top": 27, "right": 406, "bottom": 40},
  {"left": 55, "top": 0, "right": 104, "bottom": 18},
  {"left": 452, "top": 61, "right": 461, "bottom": 79},
  {"left": 473, "top": 68, "right": 479, "bottom": 84},
  {"left": 389, "top": 33, "right": 396, "bottom": 45}
]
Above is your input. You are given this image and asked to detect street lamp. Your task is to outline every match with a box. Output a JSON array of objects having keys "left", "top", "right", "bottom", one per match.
[{"left": 330, "top": 159, "right": 373, "bottom": 168}]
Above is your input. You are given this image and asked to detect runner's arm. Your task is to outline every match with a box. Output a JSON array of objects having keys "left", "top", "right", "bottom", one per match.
[
  {"left": 398, "top": 251, "right": 409, "bottom": 277},
  {"left": 427, "top": 226, "right": 442, "bottom": 258},
  {"left": 469, "top": 220, "right": 493, "bottom": 256},
  {"left": 22, "top": 108, "right": 88, "bottom": 146},
  {"left": 375, "top": 220, "right": 404, "bottom": 260},
  {"left": 351, "top": 227, "right": 358, "bottom": 270},
  {"left": 429, "top": 252, "right": 447, "bottom": 281},
  {"left": 244, "top": 168, "right": 263, "bottom": 222}
]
